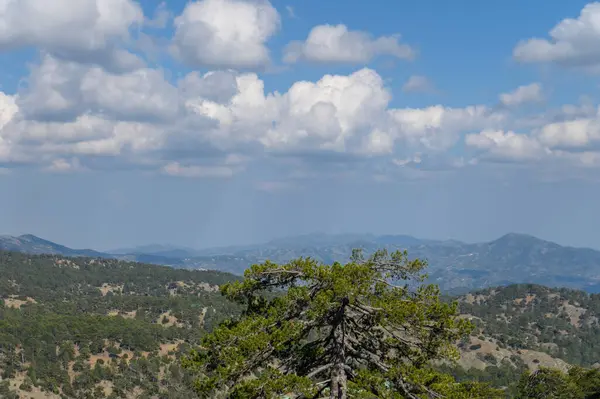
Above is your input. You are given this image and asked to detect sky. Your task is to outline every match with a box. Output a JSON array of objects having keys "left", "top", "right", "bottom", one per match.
[{"left": 2, "top": 0, "right": 600, "bottom": 250}]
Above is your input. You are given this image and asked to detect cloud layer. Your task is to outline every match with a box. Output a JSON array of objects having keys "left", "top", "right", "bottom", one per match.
[{"left": 1, "top": 0, "right": 599, "bottom": 181}]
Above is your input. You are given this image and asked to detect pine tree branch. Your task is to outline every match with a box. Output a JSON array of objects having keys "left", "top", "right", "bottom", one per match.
[{"left": 306, "top": 363, "right": 334, "bottom": 378}]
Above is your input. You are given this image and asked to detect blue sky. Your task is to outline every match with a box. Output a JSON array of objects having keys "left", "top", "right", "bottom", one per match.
[{"left": 1, "top": 0, "right": 600, "bottom": 250}]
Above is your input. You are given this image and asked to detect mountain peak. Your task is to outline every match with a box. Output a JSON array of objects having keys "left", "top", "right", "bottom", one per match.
[
  {"left": 492, "top": 232, "right": 546, "bottom": 244},
  {"left": 18, "top": 234, "right": 49, "bottom": 242}
]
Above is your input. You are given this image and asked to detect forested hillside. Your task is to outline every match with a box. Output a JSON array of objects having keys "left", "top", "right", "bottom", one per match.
[
  {"left": 0, "top": 251, "right": 241, "bottom": 398},
  {"left": 1, "top": 250, "right": 600, "bottom": 397},
  {"left": 439, "top": 284, "right": 600, "bottom": 395}
]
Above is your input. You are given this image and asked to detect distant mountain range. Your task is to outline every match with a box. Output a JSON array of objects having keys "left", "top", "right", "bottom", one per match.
[
  {"left": 0, "top": 234, "right": 106, "bottom": 258},
  {"left": 2, "top": 232, "right": 600, "bottom": 293}
]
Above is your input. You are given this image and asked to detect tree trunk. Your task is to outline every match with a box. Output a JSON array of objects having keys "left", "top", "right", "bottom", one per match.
[
  {"left": 330, "top": 298, "right": 348, "bottom": 398},
  {"left": 330, "top": 363, "right": 347, "bottom": 399},
  {"left": 330, "top": 368, "right": 339, "bottom": 399},
  {"left": 337, "top": 363, "right": 347, "bottom": 399}
]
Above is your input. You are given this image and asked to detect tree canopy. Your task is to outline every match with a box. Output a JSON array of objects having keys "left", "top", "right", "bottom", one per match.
[
  {"left": 183, "top": 249, "right": 503, "bottom": 398},
  {"left": 515, "top": 366, "right": 600, "bottom": 399}
]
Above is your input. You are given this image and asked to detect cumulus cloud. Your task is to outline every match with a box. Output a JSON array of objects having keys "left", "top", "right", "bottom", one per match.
[
  {"left": 283, "top": 24, "right": 415, "bottom": 64},
  {"left": 178, "top": 70, "right": 239, "bottom": 104},
  {"left": 183, "top": 68, "right": 393, "bottom": 153},
  {"left": 466, "top": 130, "right": 547, "bottom": 162},
  {"left": 2, "top": 114, "right": 165, "bottom": 162},
  {"left": 465, "top": 106, "right": 600, "bottom": 167},
  {"left": 499, "top": 83, "right": 544, "bottom": 107},
  {"left": 258, "top": 69, "right": 393, "bottom": 152},
  {"left": 0, "top": 0, "right": 144, "bottom": 71},
  {"left": 2, "top": 59, "right": 509, "bottom": 176},
  {"left": 187, "top": 68, "right": 493, "bottom": 156},
  {"left": 17, "top": 55, "right": 180, "bottom": 122},
  {"left": 537, "top": 118, "right": 600, "bottom": 150},
  {"left": 513, "top": 3, "right": 600, "bottom": 71},
  {"left": 171, "top": 0, "right": 280, "bottom": 69},
  {"left": 389, "top": 105, "right": 506, "bottom": 151},
  {"left": 0, "top": 93, "right": 18, "bottom": 162},
  {"left": 402, "top": 75, "right": 435, "bottom": 93},
  {"left": 0, "top": 92, "right": 17, "bottom": 130}
]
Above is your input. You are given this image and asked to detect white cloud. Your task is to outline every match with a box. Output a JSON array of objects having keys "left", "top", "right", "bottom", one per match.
[
  {"left": 513, "top": 3, "right": 600, "bottom": 71},
  {"left": 0, "top": 92, "right": 17, "bottom": 130},
  {"left": 389, "top": 105, "right": 506, "bottom": 151},
  {"left": 188, "top": 68, "right": 508, "bottom": 158},
  {"left": 178, "top": 70, "right": 239, "bottom": 104},
  {"left": 3, "top": 61, "right": 508, "bottom": 175},
  {"left": 2, "top": 114, "right": 165, "bottom": 162},
  {"left": 402, "top": 75, "right": 434, "bottom": 93},
  {"left": 514, "top": 99, "right": 597, "bottom": 129},
  {"left": 0, "top": 0, "right": 144, "bottom": 71},
  {"left": 0, "top": 93, "right": 18, "bottom": 162},
  {"left": 283, "top": 24, "right": 414, "bottom": 64},
  {"left": 45, "top": 157, "right": 84, "bottom": 172},
  {"left": 259, "top": 69, "right": 393, "bottom": 152},
  {"left": 466, "top": 130, "right": 547, "bottom": 162},
  {"left": 362, "top": 129, "right": 394, "bottom": 155},
  {"left": 499, "top": 83, "right": 544, "bottom": 107},
  {"left": 537, "top": 117, "right": 600, "bottom": 149},
  {"left": 19, "top": 52, "right": 598, "bottom": 178},
  {"left": 171, "top": 0, "right": 280, "bottom": 69},
  {"left": 17, "top": 55, "right": 180, "bottom": 122},
  {"left": 465, "top": 105, "right": 600, "bottom": 167}
]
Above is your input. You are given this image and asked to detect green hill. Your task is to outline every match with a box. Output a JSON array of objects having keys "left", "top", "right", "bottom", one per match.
[
  {"left": 0, "top": 251, "right": 241, "bottom": 398},
  {"left": 438, "top": 284, "right": 600, "bottom": 395},
  {"left": 1, "top": 250, "right": 600, "bottom": 397}
]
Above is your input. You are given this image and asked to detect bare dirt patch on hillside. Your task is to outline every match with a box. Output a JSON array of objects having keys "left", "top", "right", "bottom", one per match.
[
  {"left": 156, "top": 311, "right": 185, "bottom": 328},
  {"left": 54, "top": 259, "right": 79, "bottom": 269},
  {"left": 98, "top": 283, "right": 124, "bottom": 296},
  {"left": 197, "top": 282, "right": 219, "bottom": 292},
  {"left": 4, "top": 296, "right": 37, "bottom": 309},
  {"left": 159, "top": 341, "right": 184, "bottom": 357},
  {"left": 514, "top": 294, "right": 536, "bottom": 306},
  {"left": 457, "top": 336, "right": 570, "bottom": 372},
  {"left": 561, "top": 300, "right": 587, "bottom": 327},
  {"left": 107, "top": 309, "right": 137, "bottom": 319},
  {"left": 96, "top": 380, "right": 114, "bottom": 397},
  {"left": 7, "top": 371, "right": 60, "bottom": 399}
]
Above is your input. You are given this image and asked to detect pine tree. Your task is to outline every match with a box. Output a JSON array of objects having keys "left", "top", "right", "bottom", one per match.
[
  {"left": 183, "top": 249, "right": 503, "bottom": 398},
  {"left": 515, "top": 367, "right": 583, "bottom": 399}
]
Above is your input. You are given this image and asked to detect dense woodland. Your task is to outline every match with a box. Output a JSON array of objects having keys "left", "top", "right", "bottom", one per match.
[
  {"left": 457, "top": 284, "right": 600, "bottom": 365},
  {"left": 0, "top": 251, "right": 241, "bottom": 398},
  {"left": 0, "top": 250, "right": 599, "bottom": 397}
]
